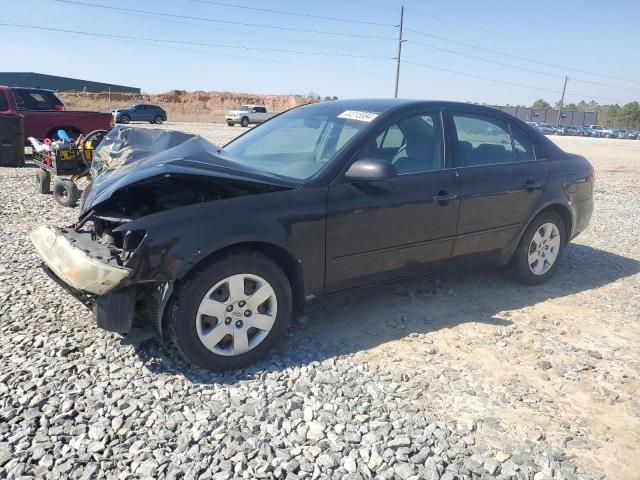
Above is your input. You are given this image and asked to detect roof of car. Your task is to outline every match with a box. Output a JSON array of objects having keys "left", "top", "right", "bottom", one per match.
[{"left": 299, "top": 98, "right": 516, "bottom": 116}]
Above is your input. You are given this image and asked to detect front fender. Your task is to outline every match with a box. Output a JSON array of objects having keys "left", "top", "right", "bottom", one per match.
[{"left": 113, "top": 186, "right": 328, "bottom": 298}]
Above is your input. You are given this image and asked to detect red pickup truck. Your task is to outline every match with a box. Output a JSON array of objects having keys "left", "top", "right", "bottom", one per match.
[{"left": 0, "top": 85, "right": 113, "bottom": 141}]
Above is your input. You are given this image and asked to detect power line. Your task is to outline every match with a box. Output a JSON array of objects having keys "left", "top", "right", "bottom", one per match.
[
  {"left": 404, "top": 59, "right": 562, "bottom": 95},
  {"left": 405, "top": 40, "right": 640, "bottom": 94},
  {"left": 405, "top": 27, "right": 640, "bottom": 85},
  {"left": 404, "top": 41, "right": 564, "bottom": 79},
  {"left": 0, "top": 22, "right": 396, "bottom": 60},
  {"left": 189, "top": 0, "right": 396, "bottom": 27},
  {"left": 52, "top": 0, "right": 396, "bottom": 40},
  {"left": 405, "top": 60, "right": 629, "bottom": 103}
]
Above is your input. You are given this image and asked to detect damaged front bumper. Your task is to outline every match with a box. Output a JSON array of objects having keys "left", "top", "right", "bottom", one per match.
[
  {"left": 30, "top": 225, "right": 172, "bottom": 334},
  {"left": 29, "top": 225, "right": 131, "bottom": 295}
]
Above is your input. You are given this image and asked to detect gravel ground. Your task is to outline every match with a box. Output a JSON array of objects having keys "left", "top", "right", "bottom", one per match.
[{"left": 1, "top": 123, "right": 639, "bottom": 479}]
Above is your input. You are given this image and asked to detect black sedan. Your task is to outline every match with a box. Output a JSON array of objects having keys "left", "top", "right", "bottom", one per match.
[{"left": 30, "top": 99, "right": 594, "bottom": 370}]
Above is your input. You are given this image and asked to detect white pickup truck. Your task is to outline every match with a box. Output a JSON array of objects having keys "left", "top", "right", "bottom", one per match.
[{"left": 225, "top": 105, "right": 275, "bottom": 127}]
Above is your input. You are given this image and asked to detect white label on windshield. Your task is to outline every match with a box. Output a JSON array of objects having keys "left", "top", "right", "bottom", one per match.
[{"left": 337, "top": 110, "right": 378, "bottom": 122}]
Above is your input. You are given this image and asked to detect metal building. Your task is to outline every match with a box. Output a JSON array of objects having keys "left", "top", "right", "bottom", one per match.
[{"left": 0, "top": 72, "right": 140, "bottom": 94}]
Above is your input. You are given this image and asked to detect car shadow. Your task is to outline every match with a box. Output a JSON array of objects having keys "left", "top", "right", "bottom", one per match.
[{"left": 126, "top": 243, "right": 640, "bottom": 384}]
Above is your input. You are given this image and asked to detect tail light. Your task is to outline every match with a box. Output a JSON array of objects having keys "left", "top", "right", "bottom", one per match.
[
  {"left": 53, "top": 104, "right": 65, "bottom": 111},
  {"left": 586, "top": 168, "right": 595, "bottom": 187}
]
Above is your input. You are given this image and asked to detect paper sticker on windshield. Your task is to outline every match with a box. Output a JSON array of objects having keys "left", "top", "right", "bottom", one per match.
[{"left": 338, "top": 110, "right": 378, "bottom": 122}]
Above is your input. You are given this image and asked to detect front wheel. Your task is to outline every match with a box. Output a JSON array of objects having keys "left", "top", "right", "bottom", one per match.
[
  {"left": 119, "top": 115, "right": 130, "bottom": 124},
  {"left": 169, "top": 249, "right": 292, "bottom": 370},
  {"left": 510, "top": 212, "right": 565, "bottom": 285},
  {"left": 240, "top": 117, "right": 249, "bottom": 128},
  {"left": 227, "top": 121, "right": 235, "bottom": 127}
]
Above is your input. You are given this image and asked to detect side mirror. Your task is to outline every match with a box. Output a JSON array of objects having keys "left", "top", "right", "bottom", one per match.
[{"left": 344, "top": 158, "right": 396, "bottom": 182}]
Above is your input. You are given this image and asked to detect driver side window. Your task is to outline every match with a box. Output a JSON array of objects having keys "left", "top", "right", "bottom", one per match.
[{"left": 357, "top": 113, "right": 444, "bottom": 175}]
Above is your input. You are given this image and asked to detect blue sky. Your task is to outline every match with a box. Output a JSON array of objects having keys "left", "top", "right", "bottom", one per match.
[{"left": 1, "top": 0, "right": 639, "bottom": 105}]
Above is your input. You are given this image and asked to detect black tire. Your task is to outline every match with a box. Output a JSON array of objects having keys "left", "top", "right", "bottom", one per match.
[
  {"left": 120, "top": 115, "right": 130, "bottom": 124},
  {"left": 240, "top": 117, "right": 249, "bottom": 128},
  {"left": 53, "top": 179, "right": 80, "bottom": 207},
  {"left": 227, "top": 121, "right": 235, "bottom": 127},
  {"left": 510, "top": 212, "right": 566, "bottom": 285},
  {"left": 169, "top": 249, "right": 292, "bottom": 371},
  {"left": 36, "top": 169, "right": 50, "bottom": 194},
  {"left": 154, "top": 115, "right": 164, "bottom": 124}
]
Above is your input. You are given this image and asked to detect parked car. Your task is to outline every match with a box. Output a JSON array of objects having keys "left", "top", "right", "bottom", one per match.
[
  {"left": 565, "top": 126, "right": 584, "bottom": 136},
  {"left": 113, "top": 104, "right": 167, "bottom": 124},
  {"left": 554, "top": 125, "right": 569, "bottom": 135},
  {"left": 0, "top": 85, "right": 112, "bottom": 141},
  {"left": 30, "top": 99, "right": 594, "bottom": 370},
  {"left": 536, "top": 123, "right": 557, "bottom": 135},
  {"left": 225, "top": 105, "right": 275, "bottom": 127}
]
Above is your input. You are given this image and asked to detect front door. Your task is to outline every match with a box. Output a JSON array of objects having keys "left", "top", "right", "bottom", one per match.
[
  {"left": 325, "top": 112, "right": 460, "bottom": 292},
  {"left": 448, "top": 112, "right": 548, "bottom": 260}
]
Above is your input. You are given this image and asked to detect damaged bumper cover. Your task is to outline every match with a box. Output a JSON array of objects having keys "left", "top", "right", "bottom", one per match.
[{"left": 29, "top": 225, "right": 131, "bottom": 295}]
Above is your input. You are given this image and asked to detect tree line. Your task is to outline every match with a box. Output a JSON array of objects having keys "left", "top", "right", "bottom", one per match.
[{"left": 532, "top": 99, "right": 640, "bottom": 129}]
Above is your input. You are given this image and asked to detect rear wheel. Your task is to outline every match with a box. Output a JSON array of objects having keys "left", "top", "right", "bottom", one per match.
[
  {"left": 153, "top": 115, "right": 164, "bottom": 124},
  {"left": 169, "top": 249, "right": 292, "bottom": 370},
  {"left": 511, "top": 212, "right": 565, "bottom": 285},
  {"left": 53, "top": 179, "right": 80, "bottom": 207},
  {"left": 240, "top": 117, "right": 249, "bottom": 128},
  {"left": 36, "top": 169, "right": 50, "bottom": 194}
]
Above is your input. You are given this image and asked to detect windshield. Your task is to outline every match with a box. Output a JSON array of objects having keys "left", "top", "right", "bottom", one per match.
[
  {"left": 238, "top": 105, "right": 251, "bottom": 111},
  {"left": 223, "top": 106, "right": 374, "bottom": 180}
]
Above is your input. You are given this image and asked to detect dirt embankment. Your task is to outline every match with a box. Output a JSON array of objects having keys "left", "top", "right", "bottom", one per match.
[{"left": 58, "top": 90, "right": 317, "bottom": 122}]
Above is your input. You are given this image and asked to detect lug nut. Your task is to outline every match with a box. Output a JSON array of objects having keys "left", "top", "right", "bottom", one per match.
[
  {"left": 235, "top": 320, "right": 243, "bottom": 328},
  {"left": 225, "top": 317, "right": 232, "bottom": 325},
  {"left": 244, "top": 310, "right": 252, "bottom": 317},
  {"left": 238, "top": 300, "right": 246, "bottom": 307},
  {"left": 226, "top": 305, "right": 233, "bottom": 312}
]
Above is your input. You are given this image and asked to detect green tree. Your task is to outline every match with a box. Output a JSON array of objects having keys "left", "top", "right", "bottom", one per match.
[{"left": 532, "top": 99, "right": 550, "bottom": 109}]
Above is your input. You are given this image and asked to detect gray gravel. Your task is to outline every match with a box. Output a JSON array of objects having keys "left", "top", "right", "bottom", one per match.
[{"left": 1, "top": 125, "right": 639, "bottom": 479}]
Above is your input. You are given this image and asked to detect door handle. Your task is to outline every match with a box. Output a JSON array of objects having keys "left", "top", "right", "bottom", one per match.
[
  {"left": 432, "top": 190, "right": 458, "bottom": 205},
  {"left": 524, "top": 179, "right": 542, "bottom": 191}
]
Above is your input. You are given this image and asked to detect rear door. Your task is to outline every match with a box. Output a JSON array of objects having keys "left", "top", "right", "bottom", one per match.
[{"left": 448, "top": 111, "right": 548, "bottom": 261}]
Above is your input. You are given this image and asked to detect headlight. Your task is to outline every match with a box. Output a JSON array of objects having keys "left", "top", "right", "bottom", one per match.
[{"left": 29, "top": 226, "right": 130, "bottom": 295}]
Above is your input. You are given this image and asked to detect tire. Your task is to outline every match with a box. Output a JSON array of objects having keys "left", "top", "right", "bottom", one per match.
[
  {"left": 36, "top": 169, "right": 50, "bottom": 194},
  {"left": 53, "top": 179, "right": 80, "bottom": 207},
  {"left": 227, "top": 122, "right": 235, "bottom": 127},
  {"left": 120, "top": 115, "right": 130, "bottom": 124},
  {"left": 510, "top": 212, "right": 566, "bottom": 285},
  {"left": 154, "top": 115, "right": 163, "bottom": 124},
  {"left": 169, "top": 249, "right": 292, "bottom": 370},
  {"left": 240, "top": 117, "right": 249, "bottom": 128}
]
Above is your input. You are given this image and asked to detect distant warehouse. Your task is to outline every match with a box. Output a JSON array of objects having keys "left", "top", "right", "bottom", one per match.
[{"left": 0, "top": 72, "right": 140, "bottom": 94}]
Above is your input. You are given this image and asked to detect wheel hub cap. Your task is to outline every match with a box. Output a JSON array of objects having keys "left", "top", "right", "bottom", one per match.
[
  {"left": 195, "top": 273, "right": 277, "bottom": 356},
  {"left": 528, "top": 222, "right": 561, "bottom": 275}
]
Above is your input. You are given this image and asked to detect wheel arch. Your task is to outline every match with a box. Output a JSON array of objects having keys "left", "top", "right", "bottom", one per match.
[
  {"left": 500, "top": 201, "right": 574, "bottom": 266},
  {"left": 532, "top": 203, "right": 573, "bottom": 245},
  {"left": 45, "top": 125, "right": 83, "bottom": 140},
  {"left": 162, "top": 241, "right": 306, "bottom": 332}
]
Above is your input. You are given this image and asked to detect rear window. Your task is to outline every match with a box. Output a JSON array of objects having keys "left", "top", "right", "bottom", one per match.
[
  {"left": 12, "top": 89, "right": 63, "bottom": 111},
  {"left": 0, "top": 91, "right": 8, "bottom": 111}
]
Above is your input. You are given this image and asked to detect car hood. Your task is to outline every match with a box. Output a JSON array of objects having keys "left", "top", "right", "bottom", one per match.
[{"left": 80, "top": 126, "right": 297, "bottom": 214}]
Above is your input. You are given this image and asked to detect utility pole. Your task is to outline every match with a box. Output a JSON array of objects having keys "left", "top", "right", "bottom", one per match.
[
  {"left": 557, "top": 76, "right": 568, "bottom": 124},
  {"left": 394, "top": 6, "right": 404, "bottom": 98}
]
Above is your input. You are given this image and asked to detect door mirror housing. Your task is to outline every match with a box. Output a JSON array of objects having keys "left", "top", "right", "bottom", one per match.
[{"left": 344, "top": 159, "right": 397, "bottom": 182}]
